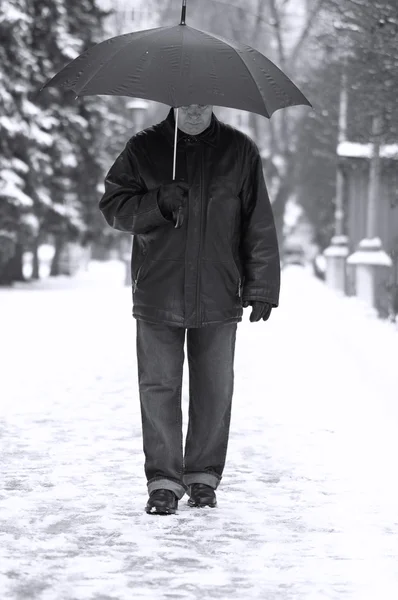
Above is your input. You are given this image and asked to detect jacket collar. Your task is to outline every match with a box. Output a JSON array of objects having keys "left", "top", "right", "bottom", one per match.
[{"left": 161, "top": 107, "right": 219, "bottom": 147}]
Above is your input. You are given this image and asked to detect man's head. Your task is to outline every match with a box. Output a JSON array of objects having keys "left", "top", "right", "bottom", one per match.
[{"left": 174, "top": 104, "right": 213, "bottom": 135}]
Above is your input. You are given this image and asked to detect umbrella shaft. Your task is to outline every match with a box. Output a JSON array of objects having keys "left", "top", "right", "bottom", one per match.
[
  {"left": 180, "top": 0, "right": 187, "bottom": 25},
  {"left": 173, "top": 108, "right": 179, "bottom": 181}
]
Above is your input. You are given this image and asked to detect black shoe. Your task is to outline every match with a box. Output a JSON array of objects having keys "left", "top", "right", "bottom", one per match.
[
  {"left": 145, "top": 489, "right": 178, "bottom": 515},
  {"left": 187, "top": 483, "right": 217, "bottom": 508}
]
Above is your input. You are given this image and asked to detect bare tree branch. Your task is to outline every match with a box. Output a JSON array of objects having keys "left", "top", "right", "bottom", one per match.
[
  {"left": 269, "top": 0, "right": 290, "bottom": 149},
  {"left": 205, "top": 0, "right": 274, "bottom": 30},
  {"left": 287, "top": 0, "right": 326, "bottom": 70},
  {"left": 269, "top": 0, "right": 287, "bottom": 69},
  {"left": 157, "top": 0, "right": 176, "bottom": 25}
]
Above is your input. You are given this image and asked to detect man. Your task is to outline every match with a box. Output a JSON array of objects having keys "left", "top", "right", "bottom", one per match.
[{"left": 99, "top": 104, "right": 280, "bottom": 515}]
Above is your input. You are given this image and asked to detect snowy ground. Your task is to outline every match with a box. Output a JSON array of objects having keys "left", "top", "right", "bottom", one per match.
[{"left": 1, "top": 261, "right": 398, "bottom": 600}]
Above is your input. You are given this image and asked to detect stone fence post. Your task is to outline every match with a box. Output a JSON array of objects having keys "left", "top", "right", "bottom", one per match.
[{"left": 323, "top": 235, "right": 350, "bottom": 294}]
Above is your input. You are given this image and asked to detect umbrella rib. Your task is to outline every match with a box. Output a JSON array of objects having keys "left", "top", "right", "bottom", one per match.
[
  {"left": 192, "top": 29, "right": 271, "bottom": 117},
  {"left": 235, "top": 43, "right": 310, "bottom": 112},
  {"left": 226, "top": 45, "right": 272, "bottom": 117},
  {"left": 77, "top": 26, "right": 172, "bottom": 95}
]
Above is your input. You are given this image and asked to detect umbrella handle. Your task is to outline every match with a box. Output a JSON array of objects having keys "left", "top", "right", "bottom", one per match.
[{"left": 174, "top": 206, "right": 183, "bottom": 229}]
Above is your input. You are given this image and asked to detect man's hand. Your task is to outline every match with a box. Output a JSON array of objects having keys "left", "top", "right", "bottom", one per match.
[
  {"left": 158, "top": 181, "right": 190, "bottom": 227},
  {"left": 242, "top": 300, "right": 273, "bottom": 322}
]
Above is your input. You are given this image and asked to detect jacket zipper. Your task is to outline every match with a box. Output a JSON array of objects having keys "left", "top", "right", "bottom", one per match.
[
  {"left": 196, "top": 149, "right": 205, "bottom": 327},
  {"left": 133, "top": 254, "right": 147, "bottom": 293},
  {"left": 232, "top": 258, "right": 242, "bottom": 298},
  {"left": 133, "top": 267, "right": 141, "bottom": 293}
]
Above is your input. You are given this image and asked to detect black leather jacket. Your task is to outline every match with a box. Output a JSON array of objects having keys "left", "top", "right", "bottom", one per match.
[{"left": 99, "top": 109, "right": 280, "bottom": 328}]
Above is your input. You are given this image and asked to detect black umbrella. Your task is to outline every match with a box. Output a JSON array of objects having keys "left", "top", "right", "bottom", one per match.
[{"left": 42, "top": 0, "right": 311, "bottom": 183}]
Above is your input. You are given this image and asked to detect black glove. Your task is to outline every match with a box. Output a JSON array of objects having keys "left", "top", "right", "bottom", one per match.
[
  {"left": 242, "top": 300, "right": 273, "bottom": 322},
  {"left": 157, "top": 181, "right": 190, "bottom": 227}
]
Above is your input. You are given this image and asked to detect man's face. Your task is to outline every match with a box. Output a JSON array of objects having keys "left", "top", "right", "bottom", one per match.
[{"left": 174, "top": 104, "right": 213, "bottom": 135}]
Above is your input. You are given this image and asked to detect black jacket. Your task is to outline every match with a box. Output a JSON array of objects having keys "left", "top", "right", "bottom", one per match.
[{"left": 99, "top": 109, "right": 280, "bottom": 328}]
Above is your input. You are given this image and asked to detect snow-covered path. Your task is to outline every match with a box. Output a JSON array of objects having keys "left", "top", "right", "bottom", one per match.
[{"left": 1, "top": 263, "right": 398, "bottom": 600}]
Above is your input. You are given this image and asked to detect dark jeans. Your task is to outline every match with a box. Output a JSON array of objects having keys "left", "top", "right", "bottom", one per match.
[{"left": 136, "top": 319, "right": 238, "bottom": 500}]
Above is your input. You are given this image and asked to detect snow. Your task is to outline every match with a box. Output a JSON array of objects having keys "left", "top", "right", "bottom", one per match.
[
  {"left": 323, "top": 245, "right": 350, "bottom": 258},
  {"left": 28, "top": 123, "right": 53, "bottom": 147},
  {"left": 337, "top": 141, "right": 398, "bottom": 160},
  {"left": 356, "top": 237, "right": 383, "bottom": 249},
  {"left": 20, "top": 213, "right": 40, "bottom": 235},
  {"left": 333, "top": 20, "right": 361, "bottom": 32},
  {"left": 126, "top": 99, "right": 150, "bottom": 110},
  {"left": 68, "top": 114, "right": 89, "bottom": 129},
  {"left": 0, "top": 169, "right": 33, "bottom": 207},
  {"left": 284, "top": 197, "right": 303, "bottom": 229},
  {"left": 323, "top": 235, "right": 350, "bottom": 258},
  {"left": 23, "top": 245, "right": 55, "bottom": 279},
  {"left": 0, "top": 169, "right": 24, "bottom": 187},
  {"left": 39, "top": 116, "right": 60, "bottom": 131},
  {"left": 10, "top": 158, "right": 29, "bottom": 174},
  {"left": 271, "top": 154, "right": 287, "bottom": 171},
  {"left": 61, "top": 153, "right": 78, "bottom": 168},
  {"left": 0, "top": 85, "right": 13, "bottom": 104},
  {"left": 0, "top": 4, "right": 30, "bottom": 25},
  {"left": 347, "top": 250, "right": 392, "bottom": 266},
  {"left": 0, "top": 262, "right": 398, "bottom": 599},
  {"left": 331, "top": 235, "right": 349, "bottom": 245},
  {"left": 347, "top": 239, "right": 393, "bottom": 266},
  {"left": 22, "top": 98, "right": 40, "bottom": 117},
  {"left": 314, "top": 253, "right": 326, "bottom": 271},
  {"left": 0, "top": 115, "right": 27, "bottom": 136},
  {"left": 36, "top": 187, "right": 53, "bottom": 207}
]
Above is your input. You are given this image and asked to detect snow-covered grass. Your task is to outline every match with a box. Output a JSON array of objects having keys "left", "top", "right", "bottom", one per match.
[{"left": 0, "top": 262, "right": 397, "bottom": 600}]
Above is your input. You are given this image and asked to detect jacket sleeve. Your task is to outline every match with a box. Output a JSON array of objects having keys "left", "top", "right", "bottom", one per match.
[
  {"left": 99, "top": 140, "right": 171, "bottom": 235},
  {"left": 239, "top": 140, "right": 281, "bottom": 307}
]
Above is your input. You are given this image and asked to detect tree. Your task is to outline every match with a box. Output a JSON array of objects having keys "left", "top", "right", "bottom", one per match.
[
  {"left": 0, "top": 0, "right": 119, "bottom": 284},
  {"left": 0, "top": 0, "right": 37, "bottom": 284},
  {"left": 294, "top": 0, "right": 398, "bottom": 249},
  {"left": 28, "top": 0, "right": 111, "bottom": 276}
]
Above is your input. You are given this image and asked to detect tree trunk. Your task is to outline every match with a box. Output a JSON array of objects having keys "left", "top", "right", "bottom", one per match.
[
  {"left": 272, "top": 179, "right": 293, "bottom": 248},
  {"left": 0, "top": 264, "right": 13, "bottom": 286},
  {"left": 366, "top": 113, "right": 382, "bottom": 240},
  {"left": 50, "top": 233, "right": 65, "bottom": 276},
  {"left": 31, "top": 237, "right": 40, "bottom": 280},
  {"left": 11, "top": 243, "right": 25, "bottom": 281},
  {"left": 0, "top": 244, "right": 24, "bottom": 286}
]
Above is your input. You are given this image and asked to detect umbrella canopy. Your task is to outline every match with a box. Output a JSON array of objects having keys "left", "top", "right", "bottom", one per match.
[
  {"left": 41, "top": 0, "right": 311, "bottom": 224},
  {"left": 41, "top": 20, "right": 311, "bottom": 119}
]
